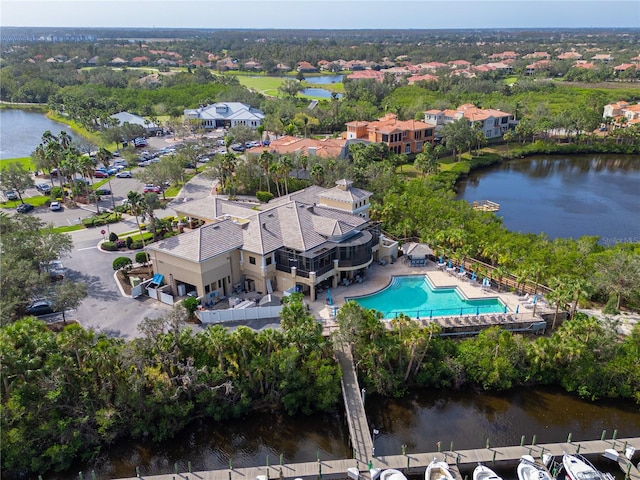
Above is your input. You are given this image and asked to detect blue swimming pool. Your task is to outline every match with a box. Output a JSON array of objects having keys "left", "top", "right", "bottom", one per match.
[{"left": 347, "top": 275, "right": 506, "bottom": 319}]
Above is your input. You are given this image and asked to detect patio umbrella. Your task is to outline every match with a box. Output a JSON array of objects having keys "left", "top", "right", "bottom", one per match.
[
  {"left": 459, "top": 265, "right": 465, "bottom": 273},
  {"left": 439, "top": 255, "right": 444, "bottom": 263},
  {"left": 471, "top": 272, "right": 477, "bottom": 282},
  {"left": 516, "top": 305, "right": 520, "bottom": 314},
  {"left": 327, "top": 288, "right": 333, "bottom": 306}
]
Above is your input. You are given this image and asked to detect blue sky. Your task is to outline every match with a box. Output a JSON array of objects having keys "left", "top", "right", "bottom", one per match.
[{"left": 3, "top": 0, "right": 639, "bottom": 29}]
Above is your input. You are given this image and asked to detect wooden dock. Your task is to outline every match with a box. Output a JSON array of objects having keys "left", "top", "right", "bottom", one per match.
[
  {"left": 115, "top": 438, "right": 640, "bottom": 480},
  {"left": 472, "top": 200, "right": 500, "bottom": 212},
  {"left": 335, "top": 341, "right": 374, "bottom": 464}
]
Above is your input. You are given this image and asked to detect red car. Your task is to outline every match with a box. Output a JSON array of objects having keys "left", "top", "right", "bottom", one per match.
[
  {"left": 94, "top": 170, "right": 109, "bottom": 178},
  {"left": 143, "top": 185, "right": 161, "bottom": 194}
]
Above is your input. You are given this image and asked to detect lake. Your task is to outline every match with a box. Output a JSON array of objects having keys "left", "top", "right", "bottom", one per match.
[
  {"left": 0, "top": 109, "right": 80, "bottom": 160},
  {"left": 455, "top": 155, "right": 640, "bottom": 244},
  {"left": 53, "top": 386, "right": 640, "bottom": 480}
]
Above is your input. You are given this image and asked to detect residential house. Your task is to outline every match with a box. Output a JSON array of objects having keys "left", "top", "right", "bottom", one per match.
[
  {"left": 244, "top": 60, "right": 262, "bottom": 70},
  {"left": 345, "top": 113, "right": 436, "bottom": 154},
  {"left": 147, "top": 180, "right": 394, "bottom": 303},
  {"left": 407, "top": 73, "right": 439, "bottom": 84},
  {"left": 246, "top": 135, "right": 350, "bottom": 159},
  {"left": 488, "top": 51, "right": 519, "bottom": 61},
  {"left": 614, "top": 63, "right": 636, "bottom": 73},
  {"left": 424, "top": 104, "right": 517, "bottom": 139},
  {"left": 448, "top": 60, "right": 472, "bottom": 69},
  {"left": 184, "top": 102, "right": 265, "bottom": 130},
  {"left": 347, "top": 70, "right": 386, "bottom": 82},
  {"left": 110, "top": 57, "right": 127, "bottom": 65},
  {"left": 526, "top": 60, "right": 551, "bottom": 75},
  {"left": 297, "top": 61, "right": 318, "bottom": 73},
  {"left": 603, "top": 101, "right": 640, "bottom": 126},
  {"left": 592, "top": 54, "right": 614, "bottom": 63},
  {"left": 523, "top": 52, "right": 551, "bottom": 60},
  {"left": 574, "top": 61, "right": 595, "bottom": 70},
  {"left": 557, "top": 51, "right": 583, "bottom": 60}
]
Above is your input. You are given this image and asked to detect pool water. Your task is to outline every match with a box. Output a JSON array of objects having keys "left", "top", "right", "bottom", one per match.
[{"left": 348, "top": 275, "right": 506, "bottom": 319}]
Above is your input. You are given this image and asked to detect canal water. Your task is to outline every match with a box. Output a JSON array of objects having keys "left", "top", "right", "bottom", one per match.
[
  {"left": 0, "top": 109, "right": 80, "bottom": 159},
  {"left": 455, "top": 155, "right": 640, "bottom": 244},
  {"left": 55, "top": 386, "right": 640, "bottom": 480}
]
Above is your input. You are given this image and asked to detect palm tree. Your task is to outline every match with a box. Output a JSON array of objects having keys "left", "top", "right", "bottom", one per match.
[
  {"left": 258, "top": 150, "right": 274, "bottom": 193},
  {"left": 310, "top": 163, "right": 324, "bottom": 186},
  {"left": 269, "top": 161, "right": 281, "bottom": 197},
  {"left": 127, "top": 191, "right": 147, "bottom": 249},
  {"left": 96, "top": 147, "right": 115, "bottom": 209},
  {"left": 277, "top": 156, "right": 292, "bottom": 195}
]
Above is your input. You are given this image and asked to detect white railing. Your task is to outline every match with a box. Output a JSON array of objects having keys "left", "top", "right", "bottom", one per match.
[{"left": 197, "top": 305, "right": 283, "bottom": 324}]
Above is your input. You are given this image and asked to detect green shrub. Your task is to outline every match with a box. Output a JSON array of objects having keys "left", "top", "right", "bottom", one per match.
[
  {"left": 135, "top": 251, "right": 150, "bottom": 264},
  {"left": 112, "top": 257, "right": 133, "bottom": 271},
  {"left": 130, "top": 240, "right": 143, "bottom": 249},
  {"left": 126, "top": 236, "right": 133, "bottom": 248},
  {"left": 51, "top": 186, "right": 64, "bottom": 198},
  {"left": 182, "top": 296, "right": 199, "bottom": 319},
  {"left": 109, "top": 232, "right": 119, "bottom": 242},
  {"left": 256, "top": 191, "right": 274, "bottom": 203},
  {"left": 101, "top": 241, "right": 118, "bottom": 251},
  {"left": 82, "top": 218, "right": 95, "bottom": 227}
]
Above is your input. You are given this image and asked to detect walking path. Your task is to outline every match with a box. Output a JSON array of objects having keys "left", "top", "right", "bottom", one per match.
[{"left": 335, "top": 341, "right": 374, "bottom": 465}]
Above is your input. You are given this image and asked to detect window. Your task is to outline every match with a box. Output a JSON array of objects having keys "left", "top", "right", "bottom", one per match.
[
  {"left": 382, "top": 134, "right": 389, "bottom": 142},
  {"left": 218, "top": 279, "right": 223, "bottom": 288},
  {"left": 426, "top": 128, "right": 433, "bottom": 137},
  {"left": 266, "top": 256, "right": 272, "bottom": 266},
  {"left": 416, "top": 141, "right": 423, "bottom": 151},
  {"left": 405, "top": 144, "right": 411, "bottom": 154},
  {"left": 402, "top": 131, "right": 408, "bottom": 138},
  {"left": 205, "top": 284, "right": 211, "bottom": 294},
  {"left": 249, "top": 256, "right": 256, "bottom": 265}
]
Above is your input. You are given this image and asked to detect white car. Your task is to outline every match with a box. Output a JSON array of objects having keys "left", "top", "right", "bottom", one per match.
[
  {"left": 116, "top": 170, "right": 132, "bottom": 178},
  {"left": 50, "top": 201, "right": 62, "bottom": 211}
]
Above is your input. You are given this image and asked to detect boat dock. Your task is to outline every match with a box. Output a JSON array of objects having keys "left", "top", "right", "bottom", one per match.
[
  {"left": 115, "top": 438, "right": 640, "bottom": 480},
  {"left": 335, "top": 341, "right": 374, "bottom": 464},
  {"left": 471, "top": 200, "right": 500, "bottom": 212}
]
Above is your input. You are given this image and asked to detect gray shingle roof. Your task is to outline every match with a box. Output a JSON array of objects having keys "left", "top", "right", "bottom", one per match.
[{"left": 146, "top": 219, "right": 243, "bottom": 262}]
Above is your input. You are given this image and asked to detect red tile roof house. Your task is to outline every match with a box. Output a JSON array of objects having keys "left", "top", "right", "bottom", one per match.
[
  {"left": 246, "top": 135, "right": 349, "bottom": 159},
  {"left": 488, "top": 51, "right": 520, "bottom": 61},
  {"left": 424, "top": 104, "right": 517, "bottom": 140},
  {"left": 448, "top": 60, "right": 472, "bottom": 69},
  {"left": 347, "top": 70, "right": 386, "bottom": 82},
  {"left": 524, "top": 51, "right": 551, "bottom": 60},
  {"left": 131, "top": 56, "right": 150, "bottom": 65},
  {"left": 345, "top": 113, "right": 436, "bottom": 155},
  {"left": 407, "top": 74, "right": 439, "bottom": 84},
  {"left": 297, "top": 61, "right": 318, "bottom": 73},
  {"left": 614, "top": 63, "right": 636, "bottom": 73},
  {"left": 557, "top": 51, "right": 583, "bottom": 60},
  {"left": 525, "top": 60, "right": 551, "bottom": 75}
]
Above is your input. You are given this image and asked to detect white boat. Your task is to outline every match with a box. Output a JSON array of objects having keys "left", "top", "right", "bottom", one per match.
[
  {"left": 426, "top": 458, "right": 455, "bottom": 480},
  {"left": 380, "top": 469, "right": 408, "bottom": 480},
  {"left": 563, "top": 454, "right": 613, "bottom": 480},
  {"left": 518, "top": 455, "right": 554, "bottom": 480},
  {"left": 474, "top": 464, "right": 503, "bottom": 480}
]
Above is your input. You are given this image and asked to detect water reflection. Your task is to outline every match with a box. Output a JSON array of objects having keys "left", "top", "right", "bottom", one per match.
[{"left": 455, "top": 155, "right": 640, "bottom": 241}]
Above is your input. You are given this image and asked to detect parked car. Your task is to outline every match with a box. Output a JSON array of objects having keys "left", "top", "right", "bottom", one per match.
[
  {"left": 231, "top": 144, "right": 245, "bottom": 152},
  {"left": 50, "top": 201, "right": 62, "bottom": 211},
  {"left": 26, "top": 300, "right": 56, "bottom": 316},
  {"left": 94, "top": 170, "right": 109, "bottom": 178},
  {"left": 143, "top": 185, "right": 161, "bottom": 194},
  {"left": 41, "top": 260, "right": 65, "bottom": 281},
  {"left": 5, "top": 190, "right": 18, "bottom": 201},
  {"left": 16, "top": 203, "right": 34, "bottom": 213},
  {"left": 95, "top": 188, "right": 111, "bottom": 196},
  {"left": 36, "top": 183, "right": 52, "bottom": 194},
  {"left": 138, "top": 160, "right": 152, "bottom": 167},
  {"left": 115, "top": 170, "right": 132, "bottom": 178}
]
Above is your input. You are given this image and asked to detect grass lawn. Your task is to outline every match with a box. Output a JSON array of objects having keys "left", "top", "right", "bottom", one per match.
[
  {"left": 1, "top": 157, "right": 35, "bottom": 171},
  {"left": 0, "top": 195, "right": 50, "bottom": 209},
  {"left": 50, "top": 224, "right": 85, "bottom": 233},
  {"left": 236, "top": 76, "right": 286, "bottom": 97}
]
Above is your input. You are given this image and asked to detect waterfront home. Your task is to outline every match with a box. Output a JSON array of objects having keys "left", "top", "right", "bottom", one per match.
[
  {"left": 424, "top": 103, "right": 517, "bottom": 140},
  {"left": 345, "top": 113, "right": 436, "bottom": 154}
]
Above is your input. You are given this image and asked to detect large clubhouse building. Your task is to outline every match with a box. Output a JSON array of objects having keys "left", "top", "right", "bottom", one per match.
[
  {"left": 146, "top": 180, "right": 397, "bottom": 304},
  {"left": 345, "top": 113, "right": 436, "bottom": 154},
  {"left": 184, "top": 102, "right": 265, "bottom": 130}
]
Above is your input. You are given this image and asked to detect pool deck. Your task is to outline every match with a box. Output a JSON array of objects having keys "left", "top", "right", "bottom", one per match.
[{"left": 308, "top": 259, "right": 551, "bottom": 332}]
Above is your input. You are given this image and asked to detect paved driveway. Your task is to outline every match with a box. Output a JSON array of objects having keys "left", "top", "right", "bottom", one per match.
[{"left": 27, "top": 172, "right": 216, "bottom": 338}]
